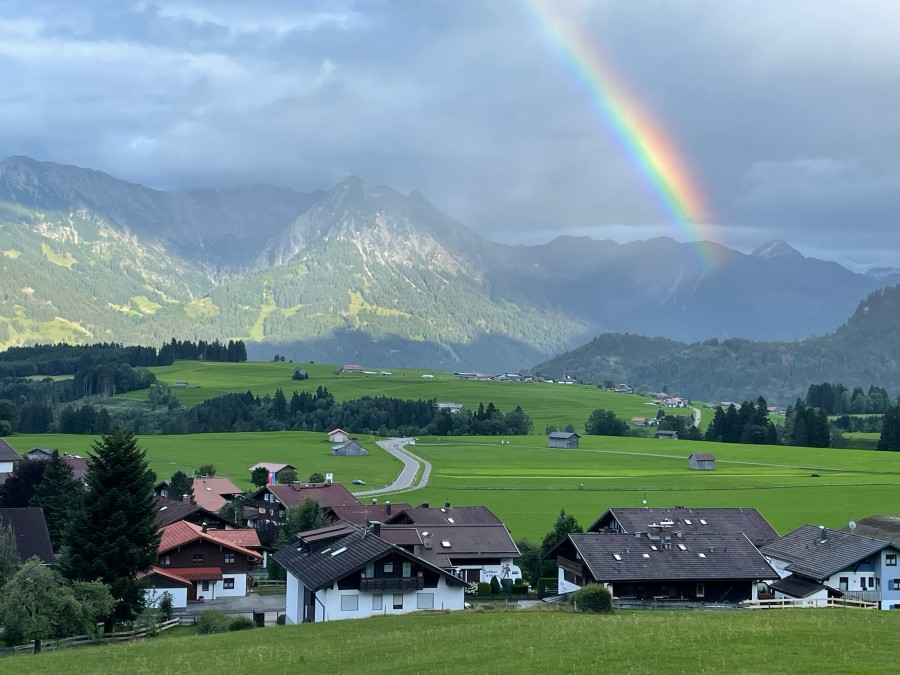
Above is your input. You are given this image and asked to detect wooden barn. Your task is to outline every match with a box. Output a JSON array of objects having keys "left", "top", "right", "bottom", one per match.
[
  {"left": 547, "top": 432, "right": 581, "bottom": 449},
  {"left": 332, "top": 440, "right": 369, "bottom": 456},
  {"left": 688, "top": 453, "right": 716, "bottom": 470}
]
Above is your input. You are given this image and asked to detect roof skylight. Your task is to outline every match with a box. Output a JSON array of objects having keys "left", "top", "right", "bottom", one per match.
[
  {"left": 441, "top": 540, "right": 451, "bottom": 548},
  {"left": 698, "top": 553, "right": 706, "bottom": 558},
  {"left": 613, "top": 553, "right": 622, "bottom": 561},
  {"left": 642, "top": 553, "right": 650, "bottom": 559},
  {"left": 678, "top": 544, "right": 687, "bottom": 551},
  {"left": 684, "top": 519, "right": 692, "bottom": 525},
  {"left": 331, "top": 547, "right": 348, "bottom": 557},
  {"left": 699, "top": 519, "right": 708, "bottom": 525}
]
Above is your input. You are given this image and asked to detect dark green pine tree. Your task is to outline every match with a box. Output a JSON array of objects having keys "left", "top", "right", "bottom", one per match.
[
  {"left": 30, "top": 450, "right": 82, "bottom": 550},
  {"left": 878, "top": 406, "right": 900, "bottom": 451},
  {"left": 60, "top": 429, "right": 161, "bottom": 627}
]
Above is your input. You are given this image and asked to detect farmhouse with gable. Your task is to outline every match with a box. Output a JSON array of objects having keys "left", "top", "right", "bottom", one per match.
[
  {"left": 274, "top": 522, "right": 466, "bottom": 624},
  {"left": 761, "top": 525, "right": 900, "bottom": 610}
]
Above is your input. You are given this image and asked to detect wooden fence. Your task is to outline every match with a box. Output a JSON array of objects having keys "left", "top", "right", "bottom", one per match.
[
  {"left": 742, "top": 597, "right": 878, "bottom": 610},
  {"left": 3, "top": 618, "right": 182, "bottom": 655}
]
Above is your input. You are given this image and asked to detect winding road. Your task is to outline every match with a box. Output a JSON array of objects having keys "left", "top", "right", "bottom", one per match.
[{"left": 356, "top": 437, "right": 431, "bottom": 497}]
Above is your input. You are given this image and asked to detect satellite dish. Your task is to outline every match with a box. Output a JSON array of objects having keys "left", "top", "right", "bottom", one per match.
[{"left": 849, "top": 520, "right": 857, "bottom": 531}]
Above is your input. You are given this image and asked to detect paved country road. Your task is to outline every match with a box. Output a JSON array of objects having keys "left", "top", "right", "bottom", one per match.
[{"left": 356, "top": 438, "right": 432, "bottom": 497}]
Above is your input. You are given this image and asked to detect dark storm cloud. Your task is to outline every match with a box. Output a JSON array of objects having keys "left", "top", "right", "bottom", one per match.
[{"left": 0, "top": 0, "right": 897, "bottom": 266}]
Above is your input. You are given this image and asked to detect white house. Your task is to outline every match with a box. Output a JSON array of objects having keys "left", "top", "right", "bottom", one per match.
[
  {"left": 274, "top": 523, "right": 467, "bottom": 624},
  {"left": 0, "top": 439, "right": 23, "bottom": 476},
  {"left": 761, "top": 525, "right": 900, "bottom": 610}
]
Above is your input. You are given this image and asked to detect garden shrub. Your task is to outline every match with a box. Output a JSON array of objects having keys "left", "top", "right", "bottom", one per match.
[
  {"left": 512, "top": 584, "right": 528, "bottom": 595},
  {"left": 536, "top": 578, "right": 558, "bottom": 595},
  {"left": 196, "top": 609, "right": 231, "bottom": 634},
  {"left": 500, "top": 578, "right": 513, "bottom": 593},
  {"left": 490, "top": 576, "right": 502, "bottom": 595},
  {"left": 228, "top": 616, "right": 256, "bottom": 631},
  {"left": 571, "top": 584, "right": 613, "bottom": 613},
  {"left": 276, "top": 614, "right": 286, "bottom": 625},
  {"left": 477, "top": 582, "right": 492, "bottom": 597}
]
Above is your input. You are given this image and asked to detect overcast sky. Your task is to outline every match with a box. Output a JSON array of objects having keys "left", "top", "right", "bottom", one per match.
[{"left": 1, "top": 1, "right": 898, "bottom": 268}]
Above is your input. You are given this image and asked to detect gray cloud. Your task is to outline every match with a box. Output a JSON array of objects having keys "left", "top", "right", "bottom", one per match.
[{"left": 1, "top": 0, "right": 898, "bottom": 267}]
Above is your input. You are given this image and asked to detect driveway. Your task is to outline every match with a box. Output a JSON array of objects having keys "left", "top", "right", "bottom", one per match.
[
  {"left": 356, "top": 438, "right": 431, "bottom": 497},
  {"left": 177, "top": 593, "right": 285, "bottom": 623}
]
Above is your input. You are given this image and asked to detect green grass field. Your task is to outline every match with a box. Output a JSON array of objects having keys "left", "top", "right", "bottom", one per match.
[
  {"left": 8, "top": 432, "right": 402, "bottom": 493},
  {"left": 116, "top": 360, "right": 702, "bottom": 433},
  {"left": 8, "top": 609, "right": 900, "bottom": 673},
  {"left": 394, "top": 434, "right": 900, "bottom": 540}
]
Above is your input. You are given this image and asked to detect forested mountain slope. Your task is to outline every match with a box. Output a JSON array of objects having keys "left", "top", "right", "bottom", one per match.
[{"left": 534, "top": 284, "right": 900, "bottom": 403}]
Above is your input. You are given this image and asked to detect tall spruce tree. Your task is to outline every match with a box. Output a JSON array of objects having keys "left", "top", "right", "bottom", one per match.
[
  {"left": 30, "top": 450, "right": 82, "bottom": 550},
  {"left": 878, "top": 406, "right": 900, "bottom": 451},
  {"left": 60, "top": 428, "right": 161, "bottom": 626}
]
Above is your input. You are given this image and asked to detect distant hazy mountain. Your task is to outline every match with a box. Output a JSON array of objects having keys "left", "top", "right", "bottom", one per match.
[
  {"left": 0, "top": 156, "right": 896, "bottom": 372},
  {"left": 534, "top": 284, "right": 900, "bottom": 403}
]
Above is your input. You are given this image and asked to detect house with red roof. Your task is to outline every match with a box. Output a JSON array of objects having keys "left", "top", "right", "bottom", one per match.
[{"left": 143, "top": 521, "right": 262, "bottom": 608}]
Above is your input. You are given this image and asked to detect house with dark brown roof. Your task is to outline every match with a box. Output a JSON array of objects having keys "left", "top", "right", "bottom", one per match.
[
  {"left": 761, "top": 525, "right": 900, "bottom": 610},
  {"left": 246, "top": 482, "right": 359, "bottom": 528},
  {"left": 144, "top": 521, "right": 262, "bottom": 608},
  {"left": 587, "top": 507, "right": 779, "bottom": 548},
  {"left": 546, "top": 532, "right": 776, "bottom": 602},
  {"left": 273, "top": 522, "right": 466, "bottom": 624},
  {"left": 323, "top": 500, "right": 413, "bottom": 527},
  {"left": 154, "top": 497, "right": 238, "bottom": 530},
  {"left": 61, "top": 453, "right": 88, "bottom": 483},
  {"left": 0, "top": 507, "right": 54, "bottom": 563}
]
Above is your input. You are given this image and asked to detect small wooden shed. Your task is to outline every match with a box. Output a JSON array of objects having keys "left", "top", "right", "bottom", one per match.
[
  {"left": 688, "top": 452, "right": 716, "bottom": 470},
  {"left": 656, "top": 430, "right": 679, "bottom": 440},
  {"left": 548, "top": 432, "right": 581, "bottom": 449},
  {"left": 332, "top": 440, "right": 368, "bottom": 456}
]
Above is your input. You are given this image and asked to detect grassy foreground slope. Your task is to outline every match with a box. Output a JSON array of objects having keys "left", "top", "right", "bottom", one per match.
[
  {"left": 117, "top": 360, "right": 703, "bottom": 432},
  {"left": 11, "top": 610, "right": 900, "bottom": 674}
]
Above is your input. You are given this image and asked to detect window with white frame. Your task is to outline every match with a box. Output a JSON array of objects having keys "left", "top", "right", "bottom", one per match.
[
  {"left": 416, "top": 593, "right": 434, "bottom": 609},
  {"left": 224, "top": 552, "right": 235, "bottom": 564},
  {"left": 384, "top": 562, "right": 394, "bottom": 574},
  {"left": 393, "top": 593, "right": 403, "bottom": 609},
  {"left": 341, "top": 595, "right": 359, "bottom": 611},
  {"left": 887, "top": 554, "right": 897, "bottom": 566},
  {"left": 223, "top": 577, "right": 235, "bottom": 590},
  {"left": 192, "top": 553, "right": 204, "bottom": 564},
  {"left": 372, "top": 594, "right": 383, "bottom": 610},
  {"left": 160, "top": 555, "right": 170, "bottom": 566}
]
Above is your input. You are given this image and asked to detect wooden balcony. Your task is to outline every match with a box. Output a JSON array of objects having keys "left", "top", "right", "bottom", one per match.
[{"left": 360, "top": 577, "right": 424, "bottom": 591}]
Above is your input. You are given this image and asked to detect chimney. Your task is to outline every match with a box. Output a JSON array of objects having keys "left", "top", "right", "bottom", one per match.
[
  {"left": 201, "top": 521, "right": 208, "bottom": 533},
  {"left": 420, "top": 502, "right": 429, "bottom": 508},
  {"left": 182, "top": 494, "right": 191, "bottom": 505},
  {"left": 372, "top": 522, "right": 381, "bottom": 537},
  {"left": 422, "top": 531, "right": 432, "bottom": 549},
  {"left": 444, "top": 500, "right": 451, "bottom": 509},
  {"left": 385, "top": 501, "right": 392, "bottom": 516},
  {"left": 325, "top": 472, "right": 333, "bottom": 485}
]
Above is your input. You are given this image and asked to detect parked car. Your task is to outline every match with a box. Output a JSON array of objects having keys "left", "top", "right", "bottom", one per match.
[{"left": 351, "top": 479, "right": 366, "bottom": 485}]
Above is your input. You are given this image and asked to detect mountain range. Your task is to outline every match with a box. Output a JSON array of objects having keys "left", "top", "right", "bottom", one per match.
[{"left": 1, "top": 156, "right": 897, "bottom": 374}]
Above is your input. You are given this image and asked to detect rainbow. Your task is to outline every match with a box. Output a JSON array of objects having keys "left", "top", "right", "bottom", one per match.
[{"left": 524, "top": 1, "right": 718, "bottom": 268}]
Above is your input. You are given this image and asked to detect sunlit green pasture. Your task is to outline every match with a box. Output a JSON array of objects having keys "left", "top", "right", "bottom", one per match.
[
  {"left": 8, "top": 432, "right": 401, "bottom": 493},
  {"left": 397, "top": 434, "right": 900, "bottom": 541},
  {"left": 116, "top": 360, "right": 702, "bottom": 433}
]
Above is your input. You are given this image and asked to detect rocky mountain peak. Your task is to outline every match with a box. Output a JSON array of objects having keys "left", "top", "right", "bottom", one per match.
[{"left": 751, "top": 239, "right": 803, "bottom": 260}]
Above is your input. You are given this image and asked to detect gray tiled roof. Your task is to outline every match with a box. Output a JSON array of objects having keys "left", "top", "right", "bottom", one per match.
[
  {"left": 588, "top": 507, "right": 779, "bottom": 547},
  {"left": 0, "top": 507, "right": 54, "bottom": 563},
  {"left": 760, "top": 525, "right": 894, "bottom": 581},
  {"left": 273, "top": 523, "right": 465, "bottom": 591},
  {"left": 386, "top": 505, "right": 503, "bottom": 526},
  {"left": 552, "top": 533, "right": 776, "bottom": 582},
  {"left": 379, "top": 523, "right": 520, "bottom": 567},
  {"left": 769, "top": 574, "right": 827, "bottom": 598},
  {"left": 0, "top": 439, "right": 23, "bottom": 463}
]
